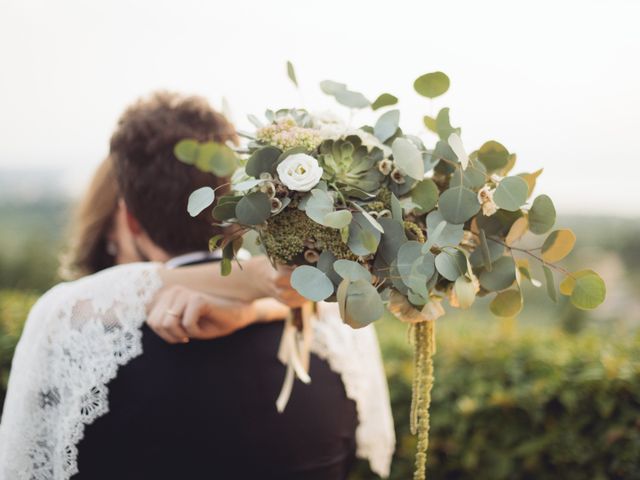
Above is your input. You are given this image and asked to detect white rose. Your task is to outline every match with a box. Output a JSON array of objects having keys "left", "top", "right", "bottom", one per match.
[{"left": 276, "top": 153, "right": 323, "bottom": 192}]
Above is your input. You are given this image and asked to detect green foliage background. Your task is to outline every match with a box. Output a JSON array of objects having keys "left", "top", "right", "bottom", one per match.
[{"left": 0, "top": 198, "right": 639, "bottom": 479}]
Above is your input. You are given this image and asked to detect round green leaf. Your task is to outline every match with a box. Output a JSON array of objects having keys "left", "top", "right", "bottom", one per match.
[
  {"left": 333, "top": 259, "right": 372, "bottom": 282},
  {"left": 434, "top": 108, "right": 460, "bottom": 141},
  {"left": 392, "top": 137, "right": 424, "bottom": 180},
  {"left": 305, "top": 189, "right": 334, "bottom": 225},
  {"left": 174, "top": 139, "right": 199, "bottom": 165},
  {"left": 397, "top": 241, "right": 424, "bottom": 283},
  {"left": 195, "top": 142, "right": 238, "bottom": 177},
  {"left": 438, "top": 186, "right": 481, "bottom": 224},
  {"left": 378, "top": 218, "right": 408, "bottom": 264},
  {"left": 490, "top": 290, "right": 523, "bottom": 317},
  {"left": 494, "top": 176, "right": 529, "bottom": 212},
  {"left": 560, "top": 269, "right": 594, "bottom": 296},
  {"left": 374, "top": 109, "right": 400, "bottom": 143},
  {"left": 541, "top": 229, "right": 576, "bottom": 263},
  {"left": 323, "top": 210, "right": 352, "bottom": 229},
  {"left": 334, "top": 89, "right": 370, "bottom": 109},
  {"left": 480, "top": 256, "right": 516, "bottom": 291},
  {"left": 371, "top": 93, "right": 398, "bottom": 111},
  {"left": 348, "top": 212, "right": 381, "bottom": 256},
  {"left": 411, "top": 179, "right": 439, "bottom": 213},
  {"left": 426, "top": 210, "right": 464, "bottom": 248},
  {"left": 212, "top": 203, "right": 237, "bottom": 221},
  {"left": 290, "top": 265, "right": 334, "bottom": 302},
  {"left": 344, "top": 279, "right": 385, "bottom": 327},
  {"left": 187, "top": 187, "right": 215, "bottom": 217},
  {"left": 571, "top": 272, "right": 606, "bottom": 310},
  {"left": 245, "top": 146, "right": 282, "bottom": 178},
  {"left": 235, "top": 192, "right": 271, "bottom": 225},
  {"left": 435, "top": 247, "right": 467, "bottom": 281},
  {"left": 528, "top": 195, "right": 556, "bottom": 234},
  {"left": 470, "top": 235, "right": 504, "bottom": 267},
  {"left": 478, "top": 141, "right": 509, "bottom": 171},
  {"left": 413, "top": 71, "right": 450, "bottom": 99}
]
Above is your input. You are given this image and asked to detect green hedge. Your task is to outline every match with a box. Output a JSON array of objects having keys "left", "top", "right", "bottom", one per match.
[
  {"left": 0, "top": 290, "right": 34, "bottom": 407},
  {"left": 1, "top": 291, "right": 639, "bottom": 479},
  {"left": 351, "top": 318, "right": 640, "bottom": 480}
]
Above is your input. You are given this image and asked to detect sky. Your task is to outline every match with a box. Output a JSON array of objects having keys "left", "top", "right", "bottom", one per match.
[{"left": 0, "top": 0, "right": 639, "bottom": 216}]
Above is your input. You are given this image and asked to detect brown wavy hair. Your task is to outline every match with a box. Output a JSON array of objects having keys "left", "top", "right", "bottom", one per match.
[
  {"left": 59, "top": 156, "right": 119, "bottom": 279},
  {"left": 110, "top": 91, "right": 237, "bottom": 256}
]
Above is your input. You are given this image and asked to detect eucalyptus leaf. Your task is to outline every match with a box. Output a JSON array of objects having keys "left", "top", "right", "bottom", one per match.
[
  {"left": 374, "top": 109, "right": 400, "bottom": 143},
  {"left": 317, "top": 250, "right": 342, "bottom": 286},
  {"left": 305, "top": 189, "right": 334, "bottom": 225},
  {"left": 390, "top": 193, "right": 403, "bottom": 220},
  {"left": 448, "top": 133, "right": 468, "bottom": 169},
  {"left": 333, "top": 259, "right": 372, "bottom": 282},
  {"left": 212, "top": 201, "right": 238, "bottom": 221},
  {"left": 378, "top": 218, "right": 408, "bottom": 264},
  {"left": 392, "top": 137, "right": 424, "bottom": 180},
  {"left": 233, "top": 178, "right": 265, "bottom": 192},
  {"left": 541, "top": 229, "right": 576, "bottom": 263},
  {"left": 344, "top": 280, "right": 385, "bottom": 327},
  {"left": 187, "top": 187, "right": 215, "bottom": 217},
  {"left": 348, "top": 212, "right": 381, "bottom": 256},
  {"left": 235, "top": 192, "right": 271, "bottom": 225},
  {"left": 478, "top": 141, "right": 509, "bottom": 171},
  {"left": 414, "top": 71, "right": 450, "bottom": 98},
  {"left": 426, "top": 210, "right": 464, "bottom": 248},
  {"left": 371, "top": 93, "right": 398, "bottom": 110},
  {"left": 174, "top": 139, "right": 199, "bottom": 165},
  {"left": 320, "top": 80, "right": 348, "bottom": 95},
  {"left": 286, "top": 60, "right": 298, "bottom": 87},
  {"left": 246, "top": 146, "right": 281, "bottom": 178},
  {"left": 411, "top": 179, "right": 439, "bottom": 214},
  {"left": 528, "top": 195, "right": 556, "bottom": 234},
  {"left": 494, "top": 176, "right": 529, "bottom": 211},
  {"left": 470, "top": 233, "right": 505, "bottom": 268},
  {"left": 490, "top": 289, "right": 523, "bottom": 317},
  {"left": 351, "top": 202, "right": 384, "bottom": 233},
  {"left": 435, "top": 247, "right": 467, "bottom": 281},
  {"left": 438, "top": 186, "right": 481, "bottom": 224},
  {"left": 323, "top": 209, "right": 353, "bottom": 229},
  {"left": 542, "top": 265, "right": 557, "bottom": 302},
  {"left": 479, "top": 256, "right": 516, "bottom": 291},
  {"left": 571, "top": 272, "right": 606, "bottom": 310},
  {"left": 335, "top": 89, "right": 370, "bottom": 109},
  {"left": 290, "top": 265, "right": 334, "bottom": 302}
]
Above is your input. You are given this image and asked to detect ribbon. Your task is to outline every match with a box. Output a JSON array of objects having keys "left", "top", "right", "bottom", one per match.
[{"left": 275, "top": 303, "right": 314, "bottom": 413}]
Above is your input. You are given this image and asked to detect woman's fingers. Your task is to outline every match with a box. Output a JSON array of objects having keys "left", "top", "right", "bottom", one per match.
[
  {"left": 147, "top": 286, "right": 189, "bottom": 344},
  {"left": 161, "top": 289, "right": 190, "bottom": 343}
]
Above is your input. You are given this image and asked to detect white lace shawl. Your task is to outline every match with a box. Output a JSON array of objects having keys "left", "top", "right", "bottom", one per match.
[{"left": 0, "top": 263, "right": 395, "bottom": 479}]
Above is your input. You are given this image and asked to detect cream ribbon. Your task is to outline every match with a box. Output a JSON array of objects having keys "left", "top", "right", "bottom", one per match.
[{"left": 276, "top": 303, "right": 314, "bottom": 412}]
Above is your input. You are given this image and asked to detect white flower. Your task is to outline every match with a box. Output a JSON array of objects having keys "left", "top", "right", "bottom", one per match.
[
  {"left": 477, "top": 186, "right": 498, "bottom": 216},
  {"left": 276, "top": 153, "right": 323, "bottom": 192}
]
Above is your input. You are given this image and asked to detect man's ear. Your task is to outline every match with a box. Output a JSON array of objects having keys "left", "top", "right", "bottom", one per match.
[{"left": 120, "top": 199, "right": 143, "bottom": 235}]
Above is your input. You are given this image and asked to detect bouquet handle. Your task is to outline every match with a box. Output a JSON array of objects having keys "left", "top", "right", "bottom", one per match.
[{"left": 275, "top": 303, "right": 314, "bottom": 412}]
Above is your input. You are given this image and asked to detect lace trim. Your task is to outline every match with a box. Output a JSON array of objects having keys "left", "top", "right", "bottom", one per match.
[
  {"left": 312, "top": 303, "right": 395, "bottom": 478},
  {"left": 0, "top": 263, "right": 162, "bottom": 480}
]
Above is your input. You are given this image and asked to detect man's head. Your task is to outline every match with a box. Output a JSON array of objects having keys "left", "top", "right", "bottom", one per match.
[{"left": 110, "top": 91, "right": 236, "bottom": 260}]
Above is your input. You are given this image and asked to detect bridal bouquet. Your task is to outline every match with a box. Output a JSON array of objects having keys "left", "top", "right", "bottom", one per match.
[{"left": 175, "top": 66, "right": 606, "bottom": 479}]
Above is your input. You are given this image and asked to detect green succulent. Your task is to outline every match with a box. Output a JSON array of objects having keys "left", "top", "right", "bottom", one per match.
[{"left": 317, "top": 135, "right": 384, "bottom": 199}]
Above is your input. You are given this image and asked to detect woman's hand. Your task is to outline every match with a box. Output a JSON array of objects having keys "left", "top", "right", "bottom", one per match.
[{"left": 147, "top": 285, "right": 290, "bottom": 344}]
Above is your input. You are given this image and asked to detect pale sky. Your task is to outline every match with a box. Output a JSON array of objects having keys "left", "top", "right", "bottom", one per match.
[{"left": 1, "top": 0, "right": 639, "bottom": 216}]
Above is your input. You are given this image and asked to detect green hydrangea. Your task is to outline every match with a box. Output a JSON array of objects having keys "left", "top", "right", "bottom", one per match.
[{"left": 256, "top": 118, "right": 322, "bottom": 151}]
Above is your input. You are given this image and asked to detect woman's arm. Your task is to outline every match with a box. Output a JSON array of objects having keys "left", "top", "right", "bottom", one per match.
[
  {"left": 157, "top": 256, "right": 281, "bottom": 302},
  {"left": 151, "top": 256, "right": 306, "bottom": 343},
  {"left": 147, "top": 285, "right": 291, "bottom": 343}
]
